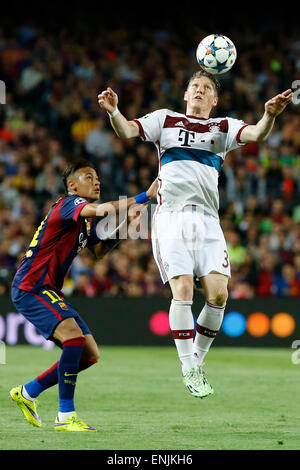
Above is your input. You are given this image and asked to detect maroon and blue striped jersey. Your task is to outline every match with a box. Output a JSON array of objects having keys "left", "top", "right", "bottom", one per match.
[{"left": 12, "top": 195, "right": 100, "bottom": 294}]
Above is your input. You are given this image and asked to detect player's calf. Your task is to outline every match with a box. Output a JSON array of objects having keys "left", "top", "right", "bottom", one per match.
[
  {"left": 21, "top": 334, "right": 99, "bottom": 405},
  {"left": 81, "top": 333, "right": 100, "bottom": 364},
  {"left": 56, "top": 335, "right": 86, "bottom": 422},
  {"left": 193, "top": 301, "right": 226, "bottom": 367}
]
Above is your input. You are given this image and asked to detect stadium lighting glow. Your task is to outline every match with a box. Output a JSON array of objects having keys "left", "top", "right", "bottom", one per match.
[
  {"left": 247, "top": 312, "right": 270, "bottom": 337},
  {"left": 222, "top": 312, "right": 247, "bottom": 337},
  {"left": 149, "top": 311, "right": 171, "bottom": 336},
  {"left": 271, "top": 313, "right": 296, "bottom": 338}
]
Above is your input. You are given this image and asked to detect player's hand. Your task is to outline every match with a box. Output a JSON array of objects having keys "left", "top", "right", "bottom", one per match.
[
  {"left": 265, "top": 89, "right": 293, "bottom": 117},
  {"left": 146, "top": 178, "right": 158, "bottom": 200},
  {"left": 98, "top": 87, "right": 118, "bottom": 113}
]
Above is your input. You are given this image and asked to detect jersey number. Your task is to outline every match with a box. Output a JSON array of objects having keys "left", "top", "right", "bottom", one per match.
[
  {"left": 42, "top": 289, "right": 63, "bottom": 304},
  {"left": 222, "top": 250, "right": 229, "bottom": 268}
]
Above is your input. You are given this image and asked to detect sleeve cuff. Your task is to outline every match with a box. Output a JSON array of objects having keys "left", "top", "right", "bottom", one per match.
[
  {"left": 236, "top": 124, "right": 249, "bottom": 144},
  {"left": 72, "top": 202, "right": 89, "bottom": 221},
  {"left": 133, "top": 119, "right": 146, "bottom": 141}
]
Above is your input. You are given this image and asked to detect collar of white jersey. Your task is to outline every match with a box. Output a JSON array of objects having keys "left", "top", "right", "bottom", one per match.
[{"left": 185, "top": 114, "right": 210, "bottom": 120}]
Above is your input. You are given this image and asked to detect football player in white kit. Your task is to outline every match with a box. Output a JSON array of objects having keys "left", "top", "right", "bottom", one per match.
[{"left": 98, "top": 71, "right": 293, "bottom": 398}]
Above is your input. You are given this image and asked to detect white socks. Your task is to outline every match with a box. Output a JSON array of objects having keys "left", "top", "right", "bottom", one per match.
[
  {"left": 22, "top": 386, "right": 34, "bottom": 402},
  {"left": 169, "top": 299, "right": 195, "bottom": 375},
  {"left": 58, "top": 411, "right": 75, "bottom": 422},
  {"left": 169, "top": 299, "right": 225, "bottom": 375},
  {"left": 194, "top": 302, "right": 225, "bottom": 366}
]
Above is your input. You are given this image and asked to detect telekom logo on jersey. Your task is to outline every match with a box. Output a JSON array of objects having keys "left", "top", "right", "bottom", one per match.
[
  {"left": 178, "top": 129, "right": 195, "bottom": 147},
  {"left": 94, "top": 201, "right": 206, "bottom": 249}
]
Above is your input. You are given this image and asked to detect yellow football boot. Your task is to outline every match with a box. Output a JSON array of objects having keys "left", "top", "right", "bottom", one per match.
[
  {"left": 10, "top": 385, "right": 42, "bottom": 427},
  {"left": 54, "top": 412, "right": 97, "bottom": 431}
]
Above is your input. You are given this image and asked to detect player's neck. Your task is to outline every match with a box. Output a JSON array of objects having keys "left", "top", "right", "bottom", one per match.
[
  {"left": 185, "top": 106, "right": 210, "bottom": 119},
  {"left": 67, "top": 190, "right": 94, "bottom": 203}
]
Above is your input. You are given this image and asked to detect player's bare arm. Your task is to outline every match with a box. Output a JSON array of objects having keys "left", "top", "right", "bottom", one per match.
[
  {"left": 79, "top": 178, "right": 158, "bottom": 218},
  {"left": 97, "top": 87, "right": 140, "bottom": 139},
  {"left": 239, "top": 89, "right": 293, "bottom": 143}
]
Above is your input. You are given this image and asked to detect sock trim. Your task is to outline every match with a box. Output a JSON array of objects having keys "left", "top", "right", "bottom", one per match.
[
  {"left": 196, "top": 323, "right": 218, "bottom": 338},
  {"left": 62, "top": 336, "right": 86, "bottom": 348},
  {"left": 80, "top": 357, "right": 98, "bottom": 365},
  {"left": 172, "top": 329, "right": 194, "bottom": 339},
  {"left": 206, "top": 301, "right": 225, "bottom": 310},
  {"left": 172, "top": 299, "right": 193, "bottom": 306}
]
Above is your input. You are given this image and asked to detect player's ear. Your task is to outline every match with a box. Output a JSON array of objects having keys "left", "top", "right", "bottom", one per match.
[
  {"left": 212, "top": 96, "right": 218, "bottom": 107},
  {"left": 67, "top": 177, "right": 77, "bottom": 193},
  {"left": 184, "top": 90, "right": 188, "bottom": 102}
]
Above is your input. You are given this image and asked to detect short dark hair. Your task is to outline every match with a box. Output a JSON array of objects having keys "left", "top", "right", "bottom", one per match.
[
  {"left": 187, "top": 70, "right": 221, "bottom": 97},
  {"left": 62, "top": 159, "right": 96, "bottom": 192}
]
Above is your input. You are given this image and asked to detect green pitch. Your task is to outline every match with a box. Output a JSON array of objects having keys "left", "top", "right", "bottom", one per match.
[{"left": 1, "top": 345, "right": 299, "bottom": 450}]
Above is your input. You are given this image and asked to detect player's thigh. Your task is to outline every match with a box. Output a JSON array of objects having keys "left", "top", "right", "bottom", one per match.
[
  {"left": 199, "top": 271, "right": 229, "bottom": 306},
  {"left": 53, "top": 308, "right": 94, "bottom": 344},
  {"left": 152, "top": 210, "right": 194, "bottom": 284},
  {"left": 195, "top": 215, "right": 231, "bottom": 280},
  {"left": 11, "top": 287, "right": 82, "bottom": 341}
]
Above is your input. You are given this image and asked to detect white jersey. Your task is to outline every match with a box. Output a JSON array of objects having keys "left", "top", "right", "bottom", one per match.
[{"left": 134, "top": 109, "right": 248, "bottom": 218}]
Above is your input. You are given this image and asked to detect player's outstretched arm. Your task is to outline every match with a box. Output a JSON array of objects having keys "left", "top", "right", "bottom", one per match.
[
  {"left": 80, "top": 178, "right": 158, "bottom": 219},
  {"left": 86, "top": 180, "right": 157, "bottom": 259},
  {"left": 239, "top": 89, "right": 293, "bottom": 143},
  {"left": 98, "top": 87, "right": 140, "bottom": 139}
]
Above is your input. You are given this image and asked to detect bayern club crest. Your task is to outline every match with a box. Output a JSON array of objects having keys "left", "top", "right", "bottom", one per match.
[{"left": 208, "top": 123, "right": 220, "bottom": 133}]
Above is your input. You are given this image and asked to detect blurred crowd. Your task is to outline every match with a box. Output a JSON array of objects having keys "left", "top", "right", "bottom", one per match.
[{"left": 0, "top": 20, "right": 300, "bottom": 298}]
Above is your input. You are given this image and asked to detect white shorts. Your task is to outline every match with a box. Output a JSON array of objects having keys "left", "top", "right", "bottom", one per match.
[{"left": 151, "top": 206, "right": 231, "bottom": 284}]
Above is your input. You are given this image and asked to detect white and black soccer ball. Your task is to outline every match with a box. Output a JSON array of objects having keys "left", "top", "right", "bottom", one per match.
[{"left": 196, "top": 34, "right": 237, "bottom": 74}]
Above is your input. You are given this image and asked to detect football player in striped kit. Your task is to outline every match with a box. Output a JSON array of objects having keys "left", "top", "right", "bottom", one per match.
[
  {"left": 98, "top": 71, "right": 293, "bottom": 398},
  {"left": 10, "top": 160, "right": 157, "bottom": 430}
]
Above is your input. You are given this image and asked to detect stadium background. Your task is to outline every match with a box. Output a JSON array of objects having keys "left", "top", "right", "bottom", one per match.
[{"left": 0, "top": 4, "right": 300, "bottom": 348}]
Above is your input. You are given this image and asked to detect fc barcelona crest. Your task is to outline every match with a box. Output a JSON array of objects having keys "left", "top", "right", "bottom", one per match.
[{"left": 59, "top": 302, "right": 68, "bottom": 311}]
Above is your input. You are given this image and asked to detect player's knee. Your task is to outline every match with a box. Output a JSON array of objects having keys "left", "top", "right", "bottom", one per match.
[
  {"left": 82, "top": 354, "right": 99, "bottom": 366},
  {"left": 93, "top": 354, "right": 100, "bottom": 364},
  {"left": 207, "top": 289, "right": 228, "bottom": 307},
  {"left": 176, "top": 283, "right": 193, "bottom": 300},
  {"left": 174, "top": 281, "right": 193, "bottom": 301},
  {"left": 82, "top": 335, "right": 100, "bottom": 363},
  {"left": 89, "top": 349, "right": 100, "bottom": 363},
  {"left": 54, "top": 317, "right": 84, "bottom": 343}
]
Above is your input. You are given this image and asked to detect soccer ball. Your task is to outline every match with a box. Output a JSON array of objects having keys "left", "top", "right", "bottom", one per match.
[{"left": 196, "top": 34, "right": 237, "bottom": 74}]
